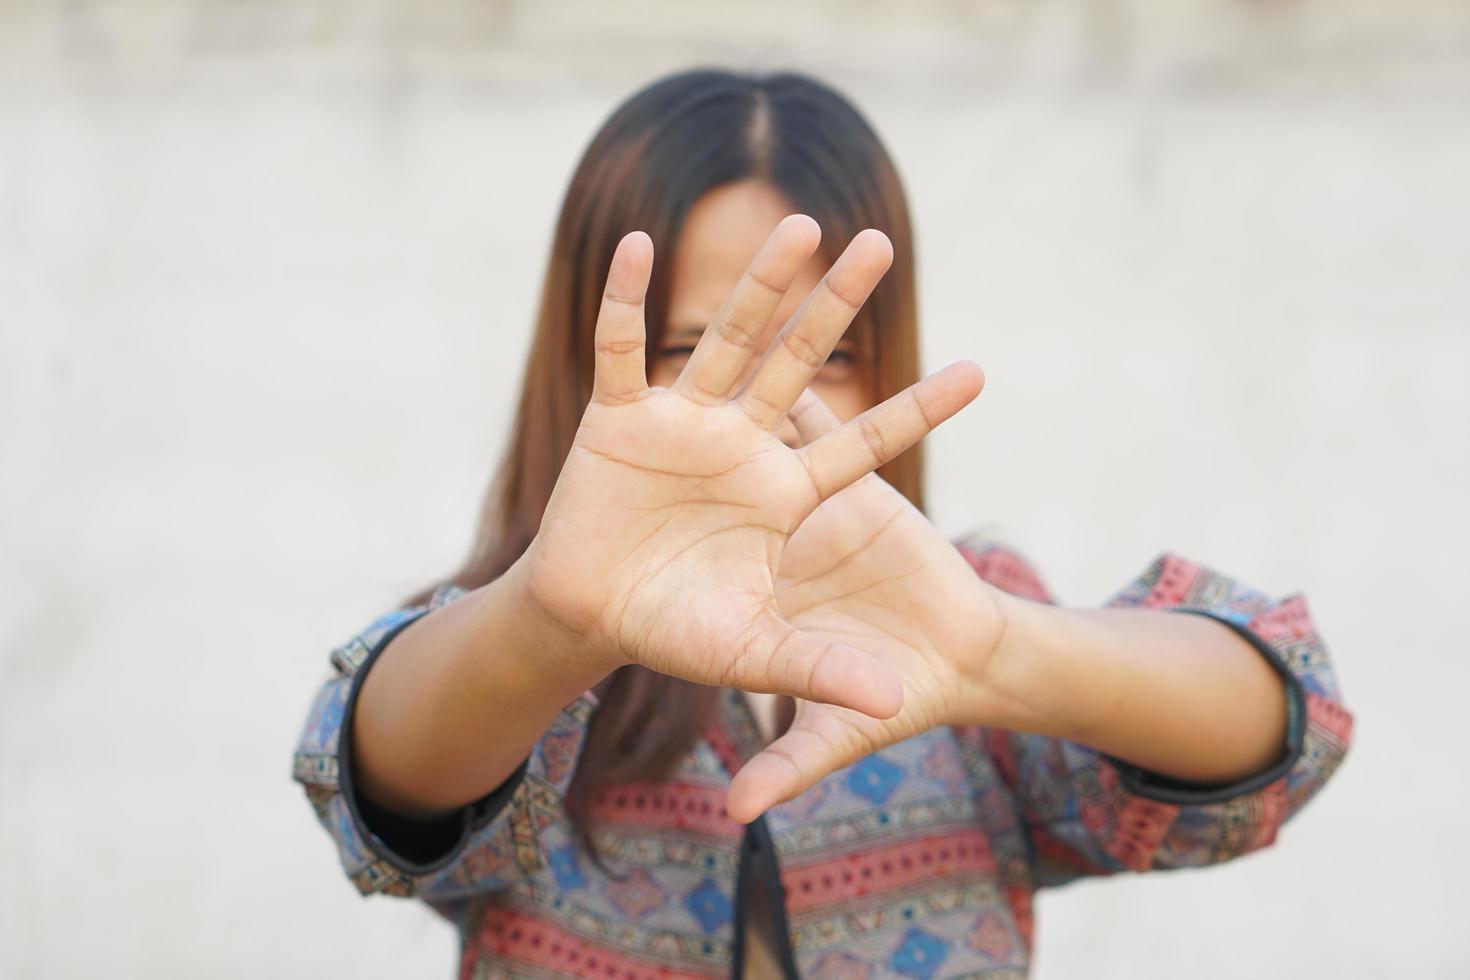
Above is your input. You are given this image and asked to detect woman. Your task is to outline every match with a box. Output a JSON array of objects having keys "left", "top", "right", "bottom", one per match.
[{"left": 292, "top": 69, "right": 1352, "bottom": 979}]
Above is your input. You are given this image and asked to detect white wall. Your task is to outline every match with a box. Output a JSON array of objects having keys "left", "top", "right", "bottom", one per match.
[{"left": 2, "top": 2, "right": 1467, "bottom": 977}]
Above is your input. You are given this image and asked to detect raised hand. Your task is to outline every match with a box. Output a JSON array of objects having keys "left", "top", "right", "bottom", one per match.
[
  {"left": 519, "top": 217, "right": 983, "bottom": 722},
  {"left": 725, "top": 389, "right": 1007, "bottom": 822}
]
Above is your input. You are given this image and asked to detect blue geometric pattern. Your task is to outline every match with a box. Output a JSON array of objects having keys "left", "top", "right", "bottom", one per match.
[
  {"left": 890, "top": 926, "right": 950, "bottom": 979},
  {"left": 547, "top": 845, "right": 586, "bottom": 890},
  {"left": 683, "top": 878, "right": 733, "bottom": 934},
  {"left": 291, "top": 546, "right": 1353, "bottom": 979},
  {"left": 847, "top": 754, "right": 904, "bottom": 805}
]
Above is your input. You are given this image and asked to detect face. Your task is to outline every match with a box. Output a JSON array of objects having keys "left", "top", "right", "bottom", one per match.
[{"left": 648, "top": 179, "right": 876, "bottom": 447}]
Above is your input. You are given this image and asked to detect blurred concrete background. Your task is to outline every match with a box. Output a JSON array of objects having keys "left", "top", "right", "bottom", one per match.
[{"left": 2, "top": 1, "right": 1467, "bottom": 977}]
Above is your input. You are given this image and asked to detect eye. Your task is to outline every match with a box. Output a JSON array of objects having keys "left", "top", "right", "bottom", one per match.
[
  {"left": 659, "top": 345, "right": 697, "bottom": 359},
  {"left": 824, "top": 348, "right": 855, "bottom": 366}
]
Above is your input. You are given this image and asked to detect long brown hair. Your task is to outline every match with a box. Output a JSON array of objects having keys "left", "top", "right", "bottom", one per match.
[{"left": 439, "top": 69, "right": 923, "bottom": 835}]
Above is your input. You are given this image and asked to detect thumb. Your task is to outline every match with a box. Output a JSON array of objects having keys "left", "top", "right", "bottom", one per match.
[
  {"left": 728, "top": 607, "right": 903, "bottom": 721},
  {"left": 725, "top": 702, "right": 877, "bottom": 823}
]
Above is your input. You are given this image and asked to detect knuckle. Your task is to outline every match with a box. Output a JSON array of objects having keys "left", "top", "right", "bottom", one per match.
[
  {"left": 680, "top": 378, "right": 727, "bottom": 406},
  {"left": 805, "top": 641, "right": 837, "bottom": 696},
  {"left": 746, "top": 267, "right": 786, "bottom": 298},
  {"left": 602, "top": 292, "right": 643, "bottom": 308},
  {"left": 857, "top": 415, "right": 889, "bottom": 463},
  {"left": 794, "top": 447, "right": 826, "bottom": 503},
  {"left": 780, "top": 329, "right": 828, "bottom": 370},
  {"left": 768, "top": 746, "right": 806, "bottom": 782},
  {"left": 740, "top": 388, "right": 787, "bottom": 425},
  {"left": 711, "top": 312, "right": 760, "bottom": 351},
  {"left": 908, "top": 387, "right": 935, "bottom": 428},
  {"left": 820, "top": 277, "right": 863, "bottom": 313}
]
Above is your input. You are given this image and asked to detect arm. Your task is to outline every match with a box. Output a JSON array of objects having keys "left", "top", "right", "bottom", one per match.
[
  {"left": 290, "top": 583, "right": 600, "bottom": 899},
  {"left": 977, "top": 594, "right": 1289, "bottom": 786},
  {"left": 957, "top": 548, "right": 1353, "bottom": 885},
  {"left": 351, "top": 560, "right": 607, "bottom": 818}
]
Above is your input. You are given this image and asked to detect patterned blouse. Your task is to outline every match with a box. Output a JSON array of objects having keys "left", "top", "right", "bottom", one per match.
[{"left": 291, "top": 543, "right": 1353, "bottom": 979}]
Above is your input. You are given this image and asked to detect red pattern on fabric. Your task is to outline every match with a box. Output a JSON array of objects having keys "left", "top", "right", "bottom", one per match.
[
  {"left": 1240, "top": 598, "right": 1318, "bottom": 662},
  {"left": 1089, "top": 763, "right": 1179, "bottom": 871},
  {"left": 1307, "top": 692, "right": 1354, "bottom": 745},
  {"left": 294, "top": 545, "right": 1353, "bottom": 978},
  {"left": 463, "top": 909, "right": 719, "bottom": 980},
  {"left": 1139, "top": 553, "right": 1201, "bottom": 608},
  {"left": 603, "top": 867, "right": 668, "bottom": 921},
  {"left": 1002, "top": 884, "right": 1035, "bottom": 950},
  {"left": 806, "top": 950, "right": 875, "bottom": 978},
  {"left": 1248, "top": 780, "right": 1289, "bottom": 852},
  {"left": 966, "top": 910, "right": 1016, "bottom": 962},
  {"left": 589, "top": 782, "right": 742, "bottom": 839},
  {"left": 956, "top": 543, "right": 1054, "bottom": 603},
  {"left": 539, "top": 725, "right": 583, "bottom": 786},
  {"left": 982, "top": 728, "right": 1019, "bottom": 788},
  {"left": 782, "top": 830, "right": 996, "bottom": 912},
  {"left": 703, "top": 714, "right": 748, "bottom": 779},
  {"left": 1030, "top": 830, "right": 1106, "bottom": 878}
]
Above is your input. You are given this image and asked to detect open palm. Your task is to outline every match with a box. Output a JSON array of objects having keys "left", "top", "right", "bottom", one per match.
[
  {"left": 725, "top": 390, "right": 1005, "bottom": 820},
  {"left": 521, "top": 217, "right": 984, "bottom": 727}
]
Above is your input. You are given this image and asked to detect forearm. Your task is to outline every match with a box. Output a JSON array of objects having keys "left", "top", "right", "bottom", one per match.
[
  {"left": 351, "top": 558, "right": 613, "bottom": 819},
  {"left": 975, "top": 592, "right": 1288, "bottom": 784}
]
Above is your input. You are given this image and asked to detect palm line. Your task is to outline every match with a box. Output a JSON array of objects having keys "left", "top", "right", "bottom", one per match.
[{"left": 784, "top": 502, "right": 907, "bottom": 590}]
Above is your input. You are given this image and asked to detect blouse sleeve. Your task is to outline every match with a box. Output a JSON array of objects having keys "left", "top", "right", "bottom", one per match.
[
  {"left": 951, "top": 543, "right": 1354, "bottom": 890},
  {"left": 290, "top": 584, "right": 596, "bottom": 901}
]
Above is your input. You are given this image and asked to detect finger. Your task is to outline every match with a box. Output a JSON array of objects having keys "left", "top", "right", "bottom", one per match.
[
  {"left": 798, "top": 360, "right": 984, "bottom": 501},
  {"left": 592, "top": 231, "right": 653, "bottom": 405},
  {"left": 737, "top": 229, "right": 893, "bottom": 430},
  {"left": 727, "top": 608, "right": 903, "bottom": 721},
  {"left": 674, "top": 214, "right": 820, "bottom": 403},
  {"left": 725, "top": 703, "right": 873, "bottom": 823},
  {"left": 787, "top": 387, "right": 843, "bottom": 445}
]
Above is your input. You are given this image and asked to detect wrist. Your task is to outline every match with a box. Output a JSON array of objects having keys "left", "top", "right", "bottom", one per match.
[
  {"left": 958, "top": 590, "right": 1080, "bottom": 741},
  {"left": 472, "top": 557, "right": 621, "bottom": 699}
]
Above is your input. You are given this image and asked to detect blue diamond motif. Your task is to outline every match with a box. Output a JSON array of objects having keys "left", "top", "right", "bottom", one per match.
[
  {"left": 890, "top": 927, "right": 950, "bottom": 979},
  {"left": 847, "top": 755, "right": 904, "bottom": 805},
  {"left": 683, "top": 878, "right": 733, "bottom": 933},
  {"left": 547, "top": 845, "right": 586, "bottom": 890}
]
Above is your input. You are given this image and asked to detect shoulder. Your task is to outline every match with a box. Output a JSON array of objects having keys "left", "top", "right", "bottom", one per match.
[{"left": 951, "top": 531, "right": 1055, "bottom": 603}]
